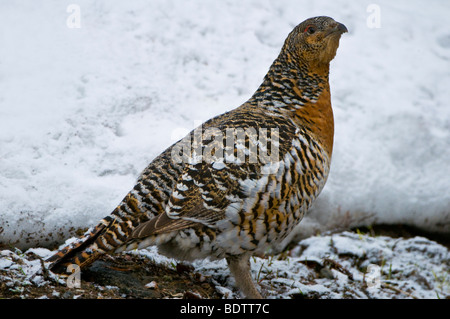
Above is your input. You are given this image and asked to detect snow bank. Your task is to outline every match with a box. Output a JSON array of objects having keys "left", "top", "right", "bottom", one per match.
[{"left": 0, "top": 0, "right": 449, "bottom": 249}]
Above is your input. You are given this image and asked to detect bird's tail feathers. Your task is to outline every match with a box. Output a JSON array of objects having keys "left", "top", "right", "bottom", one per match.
[{"left": 46, "top": 217, "right": 115, "bottom": 274}]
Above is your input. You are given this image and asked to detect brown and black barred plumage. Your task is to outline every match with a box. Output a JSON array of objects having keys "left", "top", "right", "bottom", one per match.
[{"left": 47, "top": 16, "right": 347, "bottom": 298}]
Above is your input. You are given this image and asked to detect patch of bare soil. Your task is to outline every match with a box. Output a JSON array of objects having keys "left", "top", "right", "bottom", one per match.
[
  {"left": 0, "top": 253, "right": 221, "bottom": 299},
  {"left": 1, "top": 225, "right": 448, "bottom": 299}
]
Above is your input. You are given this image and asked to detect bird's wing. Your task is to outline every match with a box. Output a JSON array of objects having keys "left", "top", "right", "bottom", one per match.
[
  {"left": 130, "top": 109, "right": 295, "bottom": 239},
  {"left": 130, "top": 161, "right": 232, "bottom": 238}
]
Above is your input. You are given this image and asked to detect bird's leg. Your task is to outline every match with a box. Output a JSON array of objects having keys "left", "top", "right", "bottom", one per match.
[{"left": 226, "top": 255, "right": 262, "bottom": 299}]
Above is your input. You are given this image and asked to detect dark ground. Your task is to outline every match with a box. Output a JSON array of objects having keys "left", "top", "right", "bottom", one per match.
[
  {"left": 0, "top": 252, "right": 222, "bottom": 299},
  {"left": 0, "top": 224, "right": 448, "bottom": 299}
]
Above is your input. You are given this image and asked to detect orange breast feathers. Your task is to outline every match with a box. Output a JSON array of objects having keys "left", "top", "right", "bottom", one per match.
[{"left": 294, "top": 84, "right": 334, "bottom": 157}]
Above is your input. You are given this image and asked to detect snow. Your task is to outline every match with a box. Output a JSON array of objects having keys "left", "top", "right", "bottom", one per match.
[
  {"left": 195, "top": 232, "right": 450, "bottom": 299},
  {"left": 0, "top": 232, "right": 448, "bottom": 298},
  {"left": 0, "top": 247, "right": 65, "bottom": 292},
  {"left": 0, "top": 1, "right": 449, "bottom": 250},
  {"left": 194, "top": 232, "right": 450, "bottom": 299}
]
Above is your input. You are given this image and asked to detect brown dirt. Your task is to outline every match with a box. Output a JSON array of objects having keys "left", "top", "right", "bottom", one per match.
[
  {"left": 1, "top": 225, "right": 447, "bottom": 299},
  {"left": 0, "top": 253, "right": 222, "bottom": 299}
]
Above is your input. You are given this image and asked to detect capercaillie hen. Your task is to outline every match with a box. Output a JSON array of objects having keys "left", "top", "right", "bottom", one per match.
[{"left": 47, "top": 16, "right": 347, "bottom": 298}]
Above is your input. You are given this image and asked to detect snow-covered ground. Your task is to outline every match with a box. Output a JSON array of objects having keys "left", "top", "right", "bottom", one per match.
[
  {"left": 198, "top": 232, "right": 450, "bottom": 299},
  {"left": 0, "top": 1, "right": 449, "bottom": 250},
  {"left": 1, "top": 232, "right": 448, "bottom": 299}
]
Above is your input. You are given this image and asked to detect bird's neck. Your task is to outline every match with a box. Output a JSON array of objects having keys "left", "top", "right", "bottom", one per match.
[
  {"left": 251, "top": 51, "right": 330, "bottom": 107},
  {"left": 249, "top": 52, "right": 334, "bottom": 156}
]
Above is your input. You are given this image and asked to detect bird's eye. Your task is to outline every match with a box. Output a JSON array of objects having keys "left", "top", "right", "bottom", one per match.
[{"left": 304, "top": 25, "right": 316, "bottom": 35}]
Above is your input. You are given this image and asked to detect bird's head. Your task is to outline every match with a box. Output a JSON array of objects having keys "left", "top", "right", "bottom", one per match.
[{"left": 284, "top": 16, "right": 347, "bottom": 68}]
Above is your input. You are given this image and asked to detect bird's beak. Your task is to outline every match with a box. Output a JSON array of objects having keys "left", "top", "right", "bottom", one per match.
[
  {"left": 336, "top": 22, "right": 348, "bottom": 34},
  {"left": 325, "top": 22, "right": 348, "bottom": 38}
]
